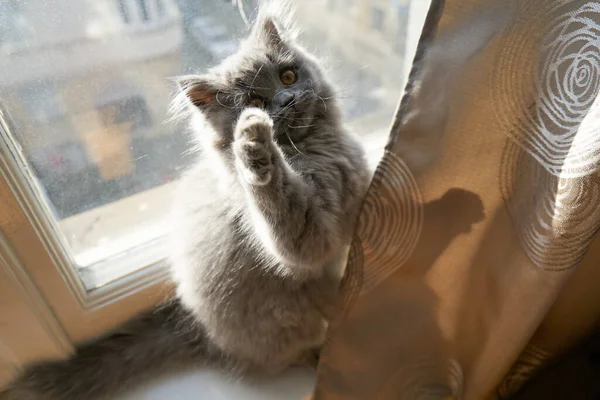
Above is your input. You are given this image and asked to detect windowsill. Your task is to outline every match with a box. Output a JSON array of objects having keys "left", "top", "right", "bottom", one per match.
[
  {"left": 60, "top": 182, "right": 176, "bottom": 267},
  {"left": 119, "top": 366, "right": 315, "bottom": 400}
]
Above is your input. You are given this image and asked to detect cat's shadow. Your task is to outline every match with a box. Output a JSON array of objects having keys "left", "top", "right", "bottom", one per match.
[
  {"left": 313, "top": 188, "right": 485, "bottom": 398},
  {"left": 407, "top": 187, "right": 485, "bottom": 275}
]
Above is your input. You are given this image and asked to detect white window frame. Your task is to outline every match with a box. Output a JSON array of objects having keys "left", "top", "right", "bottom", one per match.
[{"left": 0, "top": 111, "right": 172, "bottom": 372}]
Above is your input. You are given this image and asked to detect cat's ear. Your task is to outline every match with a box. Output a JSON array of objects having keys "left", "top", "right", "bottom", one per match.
[
  {"left": 175, "top": 75, "right": 219, "bottom": 108},
  {"left": 253, "top": 1, "right": 296, "bottom": 49},
  {"left": 261, "top": 17, "right": 284, "bottom": 48}
]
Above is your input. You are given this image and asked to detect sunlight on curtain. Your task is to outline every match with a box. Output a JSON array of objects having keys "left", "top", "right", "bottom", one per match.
[{"left": 312, "top": 1, "right": 600, "bottom": 398}]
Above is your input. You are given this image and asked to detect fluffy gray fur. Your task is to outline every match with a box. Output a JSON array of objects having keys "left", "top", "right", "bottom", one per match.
[{"left": 0, "top": 3, "right": 370, "bottom": 399}]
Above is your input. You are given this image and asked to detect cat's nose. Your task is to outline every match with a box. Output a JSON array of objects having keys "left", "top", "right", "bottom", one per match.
[{"left": 274, "top": 91, "right": 295, "bottom": 109}]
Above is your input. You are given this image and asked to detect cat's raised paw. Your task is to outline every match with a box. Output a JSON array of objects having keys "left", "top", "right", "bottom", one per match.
[
  {"left": 233, "top": 108, "right": 275, "bottom": 186},
  {"left": 235, "top": 108, "right": 273, "bottom": 143}
]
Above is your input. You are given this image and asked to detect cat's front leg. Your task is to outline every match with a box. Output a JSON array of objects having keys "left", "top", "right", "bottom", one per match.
[
  {"left": 232, "top": 108, "right": 275, "bottom": 186},
  {"left": 232, "top": 108, "right": 342, "bottom": 273}
]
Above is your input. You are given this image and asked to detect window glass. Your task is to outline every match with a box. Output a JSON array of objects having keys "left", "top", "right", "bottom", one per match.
[
  {"left": 0, "top": 0, "right": 410, "bottom": 289},
  {"left": 371, "top": 6, "right": 386, "bottom": 32}
]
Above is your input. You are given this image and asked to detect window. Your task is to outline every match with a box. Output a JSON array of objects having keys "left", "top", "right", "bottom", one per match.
[
  {"left": 118, "top": 0, "right": 168, "bottom": 24},
  {"left": 394, "top": 4, "right": 410, "bottom": 54},
  {"left": 19, "top": 82, "right": 66, "bottom": 124},
  {"left": 117, "top": 0, "right": 131, "bottom": 23},
  {"left": 0, "top": 0, "right": 427, "bottom": 365},
  {"left": 371, "top": 6, "right": 386, "bottom": 32},
  {"left": 156, "top": 0, "right": 165, "bottom": 17},
  {"left": 0, "top": 0, "right": 34, "bottom": 48},
  {"left": 138, "top": 0, "right": 150, "bottom": 22}
]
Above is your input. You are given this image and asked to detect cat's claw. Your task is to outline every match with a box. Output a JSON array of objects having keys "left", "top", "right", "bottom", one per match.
[{"left": 233, "top": 108, "right": 275, "bottom": 186}]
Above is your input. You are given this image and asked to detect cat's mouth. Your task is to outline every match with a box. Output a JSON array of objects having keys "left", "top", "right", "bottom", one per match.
[
  {"left": 268, "top": 88, "right": 323, "bottom": 148},
  {"left": 272, "top": 90, "right": 315, "bottom": 120},
  {"left": 272, "top": 105, "right": 311, "bottom": 133},
  {"left": 271, "top": 107, "right": 313, "bottom": 149}
]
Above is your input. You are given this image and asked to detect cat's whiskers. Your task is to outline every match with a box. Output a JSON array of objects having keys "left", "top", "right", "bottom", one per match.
[
  {"left": 247, "top": 65, "right": 264, "bottom": 95},
  {"left": 311, "top": 89, "right": 328, "bottom": 112},
  {"left": 272, "top": 97, "right": 300, "bottom": 119},
  {"left": 270, "top": 105, "right": 311, "bottom": 158},
  {"left": 282, "top": 125, "right": 308, "bottom": 157},
  {"left": 215, "top": 90, "right": 240, "bottom": 109},
  {"left": 286, "top": 123, "right": 316, "bottom": 129},
  {"left": 238, "top": 82, "right": 271, "bottom": 90}
]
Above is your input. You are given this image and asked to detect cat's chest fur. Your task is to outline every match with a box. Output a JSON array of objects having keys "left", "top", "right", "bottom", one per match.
[{"left": 170, "top": 159, "right": 344, "bottom": 329}]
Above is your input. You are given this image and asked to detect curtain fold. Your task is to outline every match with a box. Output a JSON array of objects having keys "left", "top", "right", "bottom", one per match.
[{"left": 312, "top": 0, "right": 600, "bottom": 398}]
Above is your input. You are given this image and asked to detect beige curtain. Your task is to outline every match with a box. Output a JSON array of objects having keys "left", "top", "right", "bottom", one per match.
[{"left": 312, "top": 0, "right": 600, "bottom": 398}]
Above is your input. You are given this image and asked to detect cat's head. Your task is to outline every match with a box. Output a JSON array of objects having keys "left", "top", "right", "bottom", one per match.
[{"left": 173, "top": 3, "right": 339, "bottom": 148}]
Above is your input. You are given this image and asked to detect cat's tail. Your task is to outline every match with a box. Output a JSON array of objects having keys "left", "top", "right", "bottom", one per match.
[{"left": 0, "top": 299, "right": 208, "bottom": 400}]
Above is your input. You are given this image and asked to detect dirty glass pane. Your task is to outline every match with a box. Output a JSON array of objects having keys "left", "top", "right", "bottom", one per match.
[{"left": 0, "top": 0, "right": 410, "bottom": 289}]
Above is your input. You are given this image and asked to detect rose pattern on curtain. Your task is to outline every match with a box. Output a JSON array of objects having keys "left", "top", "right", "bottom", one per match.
[{"left": 494, "top": 2, "right": 600, "bottom": 272}]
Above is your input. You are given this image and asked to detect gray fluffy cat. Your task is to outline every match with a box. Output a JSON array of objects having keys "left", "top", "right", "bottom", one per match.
[{"left": 0, "top": 3, "right": 370, "bottom": 399}]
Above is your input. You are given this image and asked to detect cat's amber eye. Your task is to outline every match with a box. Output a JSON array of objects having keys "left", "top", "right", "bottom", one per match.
[
  {"left": 280, "top": 69, "right": 297, "bottom": 85},
  {"left": 249, "top": 97, "right": 265, "bottom": 109}
]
